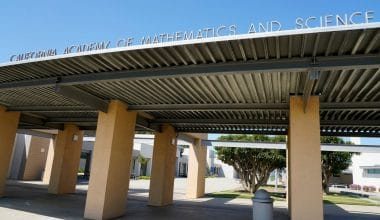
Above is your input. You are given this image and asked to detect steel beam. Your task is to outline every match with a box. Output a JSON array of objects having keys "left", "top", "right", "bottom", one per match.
[
  {"left": 320, "top": 131, "right": 380, "bottom": 137},
  {"left": 17, "top": 129, "right": 55, "bottom": 139},
  {"left": 128, "top": 103, "right": 289, "bottom": 111},
  {"left": 302, "top": 68, "right": 320, "bottom": 112},
  {"left": 19, "top": 114, "right": 63, "bottom": 130},
  {"left": 46, "top": 117, "right": 97, "bottom": 123},
  {"left": 320, "top": 102, "right": 380, "bottom": 111},
  {"left": 176, "top": 128, "right": 380, "bottom": 137},
  {"left": 55, "top": 86, "right": 109, "bottom": 112},
  {"left": 176, "top": 128, "right": 287, "bottom": 135},
  {"left": 127, "top": 102, "right": 380, "bottom": 112},
  {"left": 200, "top": 140, "right": 380, "bottom": 152},
  {"left": 6, "top": 102, "right": 380, "bottom": 113},
  {"left": 0, "top": 54, "right": 378, "bottom": 90},
  {"left": 322, "top": 120, "right": 380, "bottom": 126},
  {"left": 45, "top": 116, "right": 159, "bottom": 132},
  {"left": 153, "top": 118, "right": 379, "bottom": 126},
  {"left": 8, "top": 105, "right": 95, "bottom": 113},
  {"left": 153, "top": 118, "right": 288, "bottom": 125}
]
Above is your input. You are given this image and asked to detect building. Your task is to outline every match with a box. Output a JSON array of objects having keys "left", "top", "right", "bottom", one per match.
[
  {"left": 82, "top": 135, "right": 191, "bottom": 178},
  {"left": 8, "top": 134, "right": 193, "bottom": 181},
  {"left": 349, "top": 138, "right": 380, "bottom": 190}
]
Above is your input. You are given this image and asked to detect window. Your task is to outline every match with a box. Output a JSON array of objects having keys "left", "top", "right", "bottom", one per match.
[{"left": 367, "top": 169, "right": 380, "bottom": 174}]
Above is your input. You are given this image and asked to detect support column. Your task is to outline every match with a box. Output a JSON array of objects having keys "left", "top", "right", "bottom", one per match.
[
  {"left": 22, "top": 136, "right": 50, "bottom": 181},
  {"left": 186, "top": 138, "right": 207, "bottom": 198},
  {"left": 148, "top": 124, "right": 177, "bottom": 206},
  {"left": 84, "top": 100, "right": 137, "bottom": 220},
  {"left": 0, "top": 107, "right": 20, "bottom": 197},
  {"left": 48, "top": 124, "right": 83, "bottom": 194},
  {"left": 42, "top": 138, "right": 55, "bottom": 184},
  {"left": 288, "top": 96, "right": 323, "bottom": 220}
]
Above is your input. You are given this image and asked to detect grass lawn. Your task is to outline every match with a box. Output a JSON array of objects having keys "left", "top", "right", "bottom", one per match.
[
  {"left": 323, "top": 194, "right": 380, "bottom": 206},
  {"left": 207, "top": 190, "right": 285, "bottom": 201},
  {"left": 207, "top": 190, "right": 380, "bottom": 206}
]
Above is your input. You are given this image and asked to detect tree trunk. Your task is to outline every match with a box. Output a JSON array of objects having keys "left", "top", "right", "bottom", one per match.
[
  {"left": 322, "top": 170, "right": 330, "bottom": 194},
  {"left": 251, "top": 170, "right": 256, "bottom": 193}
]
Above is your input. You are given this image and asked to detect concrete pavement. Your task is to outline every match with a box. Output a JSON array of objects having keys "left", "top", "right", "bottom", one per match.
[{"left": 0, "top": 178, "right": 379, "bottom": 219}]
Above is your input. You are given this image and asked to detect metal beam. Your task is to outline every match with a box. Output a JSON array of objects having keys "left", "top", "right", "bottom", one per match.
[
  {"left": 127, "top": 102, "right": 380, "bottom": 112},
  {"left": 135, "top": 117, "right": 159, "bottom": 132},
  {"left": 128, "top": 103, "right": 289, "bottom": 111},
  {"left": 320, "top": 131, "right": 380, "bottom": 137},
  {"left": 322, "top": 120, "right": 380, "bottom": 126},
  {"left": 176, "top": 128, "right": 380, "bottom": 137},
  {"left": 153, "top": 118, "right": 379, "bottom": 127},
  {"left": 19, "top": 114, "right": 63, "bottom": 130},
  {"left": 153, "top": 118, "right": 288, "bottom": 125},
  {"left": 45, "top": 116, "right": 159, "bottom": 132},
  {"left": 6, "top": 101, "right": 380, "bottom": 114},
  {"left": 176, "top": 128, "right": 287, "bottom": 135},
  {"left": 201, "top": 140, "right": 380, "bottom": 153},
  {"left": 302, "top": 68, "right": 320, "bottom": 112},
  {"left": 0, "top": 54, "right": 379, "bottom": 90},
  {"left": 8, "top": 105, "right": 95, "bottom": 113},
  {"left": 55, "top": 86, "right": 109, "bottom": 112},
  {"left": 46, "top": 117, "right": 97, "bottom": 123},
  {"left": 17, "top": 129, "right": 54, "bottom": 139},
  {"left": 320, "top": 102, "right": 380, "bottom": 111}
]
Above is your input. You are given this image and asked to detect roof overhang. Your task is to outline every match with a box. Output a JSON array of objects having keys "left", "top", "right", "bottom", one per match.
[{"left": 0, "top": 23, "right": 379, "bottom": 137}]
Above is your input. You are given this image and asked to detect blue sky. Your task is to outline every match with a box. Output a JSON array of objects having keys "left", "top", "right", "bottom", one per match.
[
  {"left": 1, "top": 1, "right": 379, "bottom": 62},
  {"left": 1, "top": 1, "right": 379, "bottom": 144}
]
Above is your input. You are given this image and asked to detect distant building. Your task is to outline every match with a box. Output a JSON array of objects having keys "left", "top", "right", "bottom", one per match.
[
  {"left": 8, "top": 133, "right": 240, "bottom": 182},
  {"left": 349, "top": 138, "right": 380, "bottom": 191},
  {"left": 81, "top": 135, "right": 190, "bottom": 178},
  {"left": 207, "top": 147, "right": 238, "bottom": 179}
]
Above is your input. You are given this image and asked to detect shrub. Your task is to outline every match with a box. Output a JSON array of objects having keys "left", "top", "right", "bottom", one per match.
[
  {"left": 138, "top": 176, "right": 151, "bottom": 180},
  {"left": 363, "top": 185, "right": 376, "bottom": 192},
  {"left": 349, "top": 184, "right": 361, "bottom": 190}
]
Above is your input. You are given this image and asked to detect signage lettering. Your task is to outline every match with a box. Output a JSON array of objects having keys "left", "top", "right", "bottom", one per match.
[{"left": 8, "top": 10, "right": 376, "bottom": 62}]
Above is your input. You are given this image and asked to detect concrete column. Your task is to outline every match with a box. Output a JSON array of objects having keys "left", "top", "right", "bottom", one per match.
[
  {"left": 186, "top": 138, "right": 207, "bottom": 198},
  {"left": 48, "top": 124, "right": 83, "bottom": 194},
  {"left": 42, "top": 139, "right": 55, "bottom": 184},
  {"left": 288, "top": 96, "right": 323, "bottom": 220},
  {"left": 84, "top": 100, "right": 137, "bottom": 220},
  {"left": 148, "top": 124, "right": 177, "bottom": 206},
  {"left": 22, "top": 136, "right": 50, "bottom": 180},
  {"left": 84, "top": 152, "right": 91, "bottom": 179},
  {"left": 0, "top": 107, "right": 20, "bottom": 197}
]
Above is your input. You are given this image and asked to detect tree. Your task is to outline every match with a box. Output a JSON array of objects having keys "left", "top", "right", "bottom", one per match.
[
  {"left": 215, "top": 134, "right": 286, "bottom": 193},
  {"left": 137, "top": 154, "right": 149, "bottom": 176},
  {"left": 321, "top": 136, "right": 355, "bottom": 193}
]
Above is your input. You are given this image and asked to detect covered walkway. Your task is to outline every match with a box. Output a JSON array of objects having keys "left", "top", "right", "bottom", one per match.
[{"left": 0, "top": 22, "right": 379, "bottom": 219}]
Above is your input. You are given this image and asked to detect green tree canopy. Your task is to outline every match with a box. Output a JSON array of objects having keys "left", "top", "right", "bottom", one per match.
[
  {"left": 320, "top": 136, "right": 355, "bottom": 193},
  {"left": 215, "top": 135, "right": 355, "bottom": 194},
  {"left": 215, "top": 134, "right": 286, "bottom": 193}
]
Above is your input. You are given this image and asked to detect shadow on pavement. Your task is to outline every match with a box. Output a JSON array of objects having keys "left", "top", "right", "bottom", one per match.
[
  {"left": 1, "top": 182, "right": 379, "bottom": 220},
  {"left": 1, "top": 182, "right": 289, "bottom": 220},
  {"left": 324, "top": 203, "right": 380, "bottom": 220}
]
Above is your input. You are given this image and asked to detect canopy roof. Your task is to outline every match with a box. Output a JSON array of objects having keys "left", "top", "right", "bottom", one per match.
[{"left": 0, "top": 23, "right": 379, "bottom": 137}]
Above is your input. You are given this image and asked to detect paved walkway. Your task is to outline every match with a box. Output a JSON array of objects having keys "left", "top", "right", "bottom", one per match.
[{"left": 1, "top": 178, "right": 379, "bottom": 219}]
